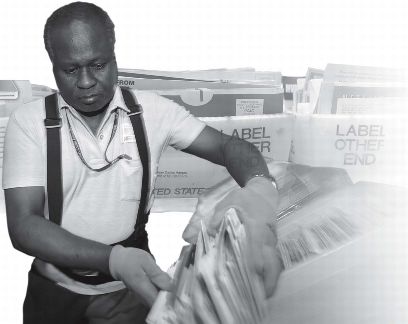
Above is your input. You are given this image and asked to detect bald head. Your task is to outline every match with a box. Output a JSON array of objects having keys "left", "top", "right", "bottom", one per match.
[{"left": 44, "top": 1, "right": 115, "bottom": 62}]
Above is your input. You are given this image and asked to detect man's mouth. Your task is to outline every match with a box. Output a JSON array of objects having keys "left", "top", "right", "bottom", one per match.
[{"left": 79, "top": 94, "right": 99, "bottom": 104}]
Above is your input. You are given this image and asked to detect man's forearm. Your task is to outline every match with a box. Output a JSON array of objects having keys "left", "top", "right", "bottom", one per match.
[
  {"left": 12, "top": 213, "right": 112, "bottom": 274},
  {"left": 223, "top": 136, "right": 270, "bottom": 187}
]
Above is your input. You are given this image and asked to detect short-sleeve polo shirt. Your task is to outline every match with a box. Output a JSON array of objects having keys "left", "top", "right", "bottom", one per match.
[{"left": 2, "top": 86, "right": 206, "bottom": 294}]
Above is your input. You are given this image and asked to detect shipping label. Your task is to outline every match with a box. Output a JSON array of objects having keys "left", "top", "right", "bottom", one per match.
[{"left": 235, "top": 99, "right": 264, "bottom": 115}]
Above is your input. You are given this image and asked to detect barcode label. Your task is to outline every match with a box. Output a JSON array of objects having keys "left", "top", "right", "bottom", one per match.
[{"left": 277, "top": 207, "right": 361, "bottom": 269}]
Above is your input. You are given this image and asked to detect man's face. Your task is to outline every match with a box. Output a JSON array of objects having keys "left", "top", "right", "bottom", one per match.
[{"left": 50, "top": 19, "right": 118, "bottom": 114}]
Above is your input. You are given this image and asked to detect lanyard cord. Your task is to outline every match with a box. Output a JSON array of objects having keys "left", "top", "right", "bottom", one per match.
[{"left": 63, "top": 107, "right": 131, "bottom": 172}]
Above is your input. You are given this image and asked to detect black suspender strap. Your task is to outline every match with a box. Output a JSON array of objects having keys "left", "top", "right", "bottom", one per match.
[
  {"left": 43, "top": 88, "right": 152, "bottom": 285},
  {"left": 44, "top": 88, "right": 151, "bottom": 228},
  {"left": 121, "top": 87, "right": 151, "bottom": 229},
  {"left": 44, "top": 93, "right": 63, "bottom": 225}
]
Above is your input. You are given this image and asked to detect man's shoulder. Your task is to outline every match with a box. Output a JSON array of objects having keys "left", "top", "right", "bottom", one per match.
[
  {"left": 129, "top": 89, "right": 182, "bottom": 115},
  {"left": 10, "top": 96, "right": 47, "bottom": 126}
]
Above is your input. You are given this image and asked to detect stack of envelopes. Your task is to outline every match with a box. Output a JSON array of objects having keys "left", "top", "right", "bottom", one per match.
[{"left": 147, "top": 208, "right": 267, "bottom": 324}]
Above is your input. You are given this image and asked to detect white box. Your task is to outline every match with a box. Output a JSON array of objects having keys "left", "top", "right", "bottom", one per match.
[
  {"left": 154, "top": 114, "right": 294, "bottom": 198},
  {"left": 317, "top": 64, "right": 406, "bottom": 114},
  {"left": 0, "top": 80, "right": 19, "bottom": 100},
  {"left": 330, "top": 83, "right": 407, "bottom": 114},
  {"left": 0, "top": 80, "right": 32, "bottom": 117},
  {"left": 290, "top": 114, "right": 408, "bottom": 187},
  {"left": 0, "top": 85, "right": 53, "bottom": 168}
]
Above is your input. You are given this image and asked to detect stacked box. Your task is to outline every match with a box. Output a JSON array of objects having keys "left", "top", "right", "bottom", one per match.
[
  {"left": 290, "top": 114, "right": 407, "bottom": 187},
  {"left": 317, "top": 64, "right": 407, "bottom": 114},
  {"left": 154, "top": 114, "right": 294, "bottom": 198},
  {"left": 118, "top": 68, "right": 284, "bottom": 117},
  {"left": 156, "top": 88, "right": 283, "bottom": 117}
]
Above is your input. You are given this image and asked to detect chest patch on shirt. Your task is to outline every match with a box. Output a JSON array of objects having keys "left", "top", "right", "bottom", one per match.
[{"left": 122, "top": 123, "right": 136, "bottom": 143}]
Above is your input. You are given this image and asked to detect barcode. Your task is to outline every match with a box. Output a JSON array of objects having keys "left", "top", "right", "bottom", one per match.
[{"left": 278, "top": 208, "right": 359, "bottom": 269}]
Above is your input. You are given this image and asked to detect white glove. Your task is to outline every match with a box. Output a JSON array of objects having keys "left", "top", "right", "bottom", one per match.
[
  {"left": 183, "top": 175, "right": 282, "bottom": 298},
  {"left": 109, "top": 245, "right": 173, "bottom": 306},
  {"left": 182, "top": 176, "right": 238, "bottom": 243}
]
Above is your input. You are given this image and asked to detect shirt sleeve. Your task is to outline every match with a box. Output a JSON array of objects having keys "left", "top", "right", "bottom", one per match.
[
  {"left": 155, "top": 95, "right": 206, "bottom": 150},
  {"left": 2, "top": 111, "right": 45, "bottom": 189}
]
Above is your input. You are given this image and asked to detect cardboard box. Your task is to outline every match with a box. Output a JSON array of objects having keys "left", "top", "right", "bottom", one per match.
[
  {"left": 0, "top": 83, "right": 53, "bottom": 168},
  {"left": 154, "top": 114, "right": 294, "bottom": 198},
  {"left": 290, "top": 114, "right": 408, "bottom": 187},
  {"left": 157, "top": 88, "right": 283, "bottom": 117},
  {"left": 282, "top": 76, "right": 302, "bottom": 101},
  {"left": 119, "top": 68, "right": 282, "bottom": 85},
  {"left": 118, "top": 75, "right": 278, "bottom": 91},
  {"left": 118, "top": 77, "right": 283, "bottom": 117},
  {"left": 304, "top": 67, "right": 324, "bottom": 91},
  {"left": 118, "top": 69, "right": 284, "bottom": 117},
  {"left": 330, "top": 83, "right": 407, "bottom": 114},
  {"left": 0, "top": 80, "right": 19, "bottom": 100},
  {"left": 282, "top": 76, "right": 305, "bottom": 113},
  {"left": 317, "top": 64, "right": 406, "bottom": 114},
  {"left": 0, "top": 80, "right": 32, "bottom": 117}
]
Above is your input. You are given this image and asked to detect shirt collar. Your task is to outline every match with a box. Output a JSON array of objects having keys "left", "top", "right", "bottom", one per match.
[{"left": 57, "top": 85, "right": 130, "bottom": 114}]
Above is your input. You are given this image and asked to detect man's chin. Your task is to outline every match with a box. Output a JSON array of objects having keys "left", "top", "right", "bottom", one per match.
[{"left": 75, "top": 101, "right": 109, "bottom": 117}]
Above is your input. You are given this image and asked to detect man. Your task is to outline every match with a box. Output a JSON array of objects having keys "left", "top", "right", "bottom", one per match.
[{"left": 3, "top": 2, "right": 281, "bottom": 323}]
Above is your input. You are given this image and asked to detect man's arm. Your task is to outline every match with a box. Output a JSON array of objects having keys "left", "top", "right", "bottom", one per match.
[
  {"left": 5, "top": 186, "right": 172, "bottom": 305},
  {"left": 182, "top": 125, "right": 282, "bottom": 298},
  {"left": 5, "top": 186, "right": 112, "bottom": 273},
  {"left": 182, "top": 125, "right": 270, "bottom": 186}
]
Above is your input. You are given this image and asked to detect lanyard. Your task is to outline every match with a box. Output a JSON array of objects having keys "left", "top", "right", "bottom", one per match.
[{"left": 64, "top": 107, "right": 131, "bottom": 172}]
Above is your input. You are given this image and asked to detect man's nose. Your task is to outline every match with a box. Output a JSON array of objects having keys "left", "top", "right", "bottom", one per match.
[{"left": 77, "top": 67, "right": 97, "bottom": 89}]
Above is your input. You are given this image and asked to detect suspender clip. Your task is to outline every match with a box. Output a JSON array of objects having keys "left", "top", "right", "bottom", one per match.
[
  {"left": 128, "top": 107, "right": 143, "bottom": 116},
  {"left": 44, "top": 118, "right": 62, "bottom": 128}
]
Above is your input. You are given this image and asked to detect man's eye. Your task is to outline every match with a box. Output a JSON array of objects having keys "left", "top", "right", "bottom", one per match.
[
  {"left": 64, "top": 67, "right": 78, "bottom": 74},
  {"left": 92, "top": 63, "right": 106, "bottom": 70}
]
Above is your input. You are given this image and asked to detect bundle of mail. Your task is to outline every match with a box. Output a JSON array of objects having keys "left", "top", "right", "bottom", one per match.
[{"left": 147, "top": 208, "right": 267, "bottom": 324}]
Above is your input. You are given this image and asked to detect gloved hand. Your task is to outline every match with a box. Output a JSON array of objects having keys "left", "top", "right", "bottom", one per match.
[
  {"left": 183, "top": 162, "right": 287, "bottom": 243},
  {"left": 208, "top": 176, "right": 278, "bottom": 233},
  {"left": 182, "top": 176, "right": 239, "bottom": 244},
  {"left": 109, "top": 245, "right": 173, "bottom": 306},
  {"left": 183, "top": 175, "right": 282, "bottom": 298}
]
